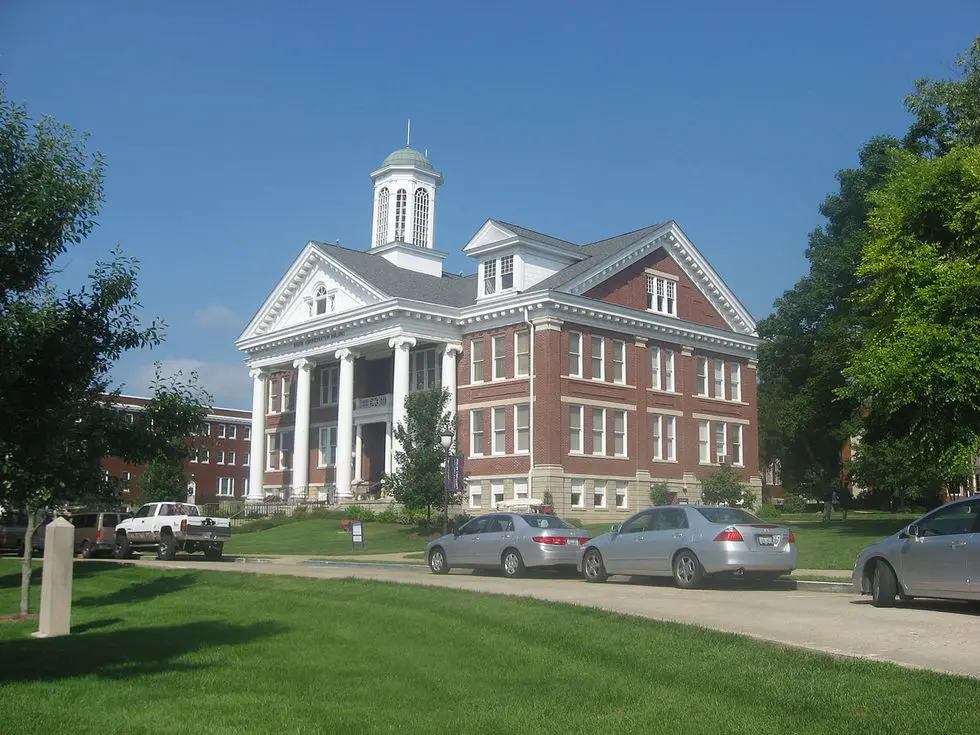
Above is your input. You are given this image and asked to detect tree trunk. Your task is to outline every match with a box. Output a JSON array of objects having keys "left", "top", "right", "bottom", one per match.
[{"left": 20, "top": 506, "right": 38, "bottom": 617}]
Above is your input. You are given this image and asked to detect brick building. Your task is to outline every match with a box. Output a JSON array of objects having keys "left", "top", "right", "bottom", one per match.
[
  {"left": 102, "top": 395, "right": 252, "bottom": 506},
  {"left": 237, "top": 146, "right": 761, "bottom": 520}
]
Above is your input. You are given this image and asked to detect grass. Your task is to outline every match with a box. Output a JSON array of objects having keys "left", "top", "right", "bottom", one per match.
[
  {"left": 223, "top": 517, "right": 434, "bottom": 556},
  {"left": 3, "top": 561, "right": 980, "bottom": 733}
]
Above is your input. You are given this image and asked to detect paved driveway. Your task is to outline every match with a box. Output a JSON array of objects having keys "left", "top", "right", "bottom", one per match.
[{"left": 104, "top": 556, "right": 980, "bottom": 679}]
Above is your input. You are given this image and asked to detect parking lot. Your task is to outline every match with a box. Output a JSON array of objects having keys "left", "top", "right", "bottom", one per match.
[{"left": 108, "top": 555, "right": 980, "bottom": 679}]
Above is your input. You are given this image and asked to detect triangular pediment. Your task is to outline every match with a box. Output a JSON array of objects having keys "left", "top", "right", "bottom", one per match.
[
  {"left": 462, "top": 220, "right": 519, "bottom": 253},
  {"left": 237, "top": 242, "right": 389, "bottom": 343},
  {"left": 563, "top": 222, "right": 757, "bottom": 335}
]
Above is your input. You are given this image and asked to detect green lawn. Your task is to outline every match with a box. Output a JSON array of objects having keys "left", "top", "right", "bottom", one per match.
[
  {"left": 1, "top": 560, "right": 978, "bottom": 734},
  {"left": 223, "top": 517, "right": 433, "bottom": 556}
]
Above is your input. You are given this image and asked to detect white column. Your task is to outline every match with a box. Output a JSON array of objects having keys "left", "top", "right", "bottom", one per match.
[
  {"left": 247, "top": 369, "right": 267, "bottom": 501},
  {"left": 291, "top": 358, "right": 315, "bottom": 500},
  {"left": 384, "top": 421, "right": 392, "bottom": 475},
  {"left": 389, "top": 336, "right": 416, "bottom": 472},
  {"left": 335, "top": 348, "right": 357, "bottom": 499},
  {"left": 442, "top": 342, "right": 462, "bottom": 430},
  {"left": 354, "top": 424, "right": 363, "bottom": 482}
]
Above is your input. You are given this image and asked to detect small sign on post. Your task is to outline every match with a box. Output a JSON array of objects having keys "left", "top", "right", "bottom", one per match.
[{"left": 350, "top": 520, "right": 365, "bottom": 551}]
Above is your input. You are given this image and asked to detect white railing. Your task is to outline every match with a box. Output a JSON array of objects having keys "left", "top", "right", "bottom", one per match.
[{"left": 355, "top": 394, "right": 390, "bottom": 410}]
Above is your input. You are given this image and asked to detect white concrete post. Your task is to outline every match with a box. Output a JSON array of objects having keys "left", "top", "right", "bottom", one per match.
[
  {"left": 389, "top": 336, "right": 416, "bottom": 472},
  {"left": 442, "top": 342, "right": 462, "bottom": 430},
  {"left": 34, "top": 517, "right": 74, "bottom": 638},
  {"left": 335, "top": 348, "right": 357, "bottom": 499},
  {"left": 247, "top": 368, "right": 267, "bottom": 501},
  {"left": 291, "top": 358, "right": 315, "bottom": 500}
]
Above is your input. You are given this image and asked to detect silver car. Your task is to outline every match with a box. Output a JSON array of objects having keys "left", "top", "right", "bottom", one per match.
[
  {"left": 580, "top": 505, "right": 798, "bottom": 588},
  {"left": 426, "top": 513, "right": 592, "bottom": 578},
  {"left": 853, "top": 496, "right": 980, "bottom": 607}
]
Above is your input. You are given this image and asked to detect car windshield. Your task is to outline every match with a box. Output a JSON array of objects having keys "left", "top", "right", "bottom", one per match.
[
  {"left": 520, "top": 514, "right": 573, "bottom": 530},
  {"left": 695, "top": 507, "right": 763, "bottom": 525}
]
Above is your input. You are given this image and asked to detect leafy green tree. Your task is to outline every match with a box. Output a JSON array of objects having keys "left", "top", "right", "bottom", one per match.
[
  {"left": 699, "top": 467, "right": 755, "bottom": 510},
  {"left": 649, "top": 481, "right": 672, "bottom": 506},
  {"left": 136, "top": 458, "right": 191, "bottom": 504},
  {"left": 383, "top": 385, "right": 457, "bottom": 526},
  {"left": 843, "top": 145, "right": 980, "bottom": 482},
  {"left": 0, "top": 86, "right": 209, "bottom": 616}
]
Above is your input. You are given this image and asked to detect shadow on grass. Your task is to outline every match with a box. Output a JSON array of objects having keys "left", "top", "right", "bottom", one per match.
[
  {"left": 0, "top": 620, "right": 287, "bottom": 684},
  {"left": 75, "top": 574, "right": 198, "bottom": 607}
]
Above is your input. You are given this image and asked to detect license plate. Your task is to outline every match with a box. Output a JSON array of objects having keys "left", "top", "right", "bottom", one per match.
[{"left": 757, "top": 535, "right": 775, "bottom": 546}]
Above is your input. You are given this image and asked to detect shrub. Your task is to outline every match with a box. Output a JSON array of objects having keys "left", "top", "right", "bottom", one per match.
[
  {"left": 374, "top": 507, "right": 401, "bottom": 524},
  {"left": 649, "top": 482, "right": 673, "bottom": 506},
  {"left": 756, "top": 503, "right": 781, "bottom": 520},
  {"left": 699, "top": 467, "right": 755, "bottom": 510},
  {"left": 781, "top": 495, "right": 807, "bottom": 513},
  {"left": 344, "top": 505, "right": 377, "bottom": 521}
]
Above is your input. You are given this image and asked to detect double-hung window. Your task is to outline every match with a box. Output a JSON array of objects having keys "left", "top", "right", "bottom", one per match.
[
  {"left": 651, "top": 346, "right": 661, "bottom": 390},
  {"left": 646, "top": 274, "right": 677, "bottom": 316},
  {"left": 569, "top": 405, "right": 583, "bottom": 453},
  {"left": 696, "top": 357, "right": 708, "bottom": 396},
  {"left": 228, "top": 425, "right": 237, "bottom": 440},
  {"left": 714, "top": 422, "right": 727, "bottom": 462},
  {"left": 318, "top": 426, "right": 338, "bottom": 467},
  {"left": 698, "top": 421, "right": 710, "bottom": 464},
  {"left": 612, "top": 410, "right": 626, "bottom": 457},
  {"left": 664, "top": 350, "right": 675, "bottom": 392},
  {"left": 515, "top": 331, "right": 530, "bottom": 377},
  {"left": 731, "top": 425, "right": 743, "bottom": 466},
  {"left": 469, "top": 483, "right": 482, "bottom": 509},
  {"left": 491, "top": 480, "right": 505, "bottom": 506},
  {"left": 411, "top": 348, "right": 439, "bottom": 391},
  {"left": 492, "top": 335, "right": 506, "bottom": 380},
  {"left": 591, "top": 336, "right": 604, "bottom": 381},
  {"left": 515, "top": 404, "right": 530, "bottom": 453},
  {"left": 217, "top": 478, "right": 235, "bottom": 497},
  {"left": 568, "top": 332, "right": 582, "bottom": 377},
  {"left": 470, "top": 410, "right": 485, "bottom": 456},
  {"left": 492, "top": 407, "right": 506, "bottom": 455},
  {"left": 713, "top": 359, "right": 725, "bottom": 400},
  {"left": 730, "top": 363, "right": 742, "bottom": 402},
  {"left": 593, "top": 481, "right": 607, "bottom": 509},
  {"left": 571, "top": 479, "right": 585, "bottom": 509},
  {"left": 654, "top": 415, "right": 677, "bottom": 461},
  {"left": 591, "top": 408, "right": 605, "bottom": 455},
  {"left": 471, "top": 339, "right": 485, "bottom": 383},
  {"left": 483, "top": 259, "right": 497, "bottom": 295},
  {"left": 615, "top": 481, "right": 628, "bottom": 509},
  {"left": 612, "top": 340, "right": 625, "bottom": 384},
  {"left": 500, "top": 255, "right": 514, "bottom": 290},
  {"left": 320, "top": 366, "right": 339, "bottom": 405}
]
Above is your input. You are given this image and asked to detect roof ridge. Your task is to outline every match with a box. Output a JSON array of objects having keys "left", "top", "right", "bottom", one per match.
[
  {"left": 490, "top": 219, "right": 580, "bottom": 249},
  {"left": 582, "top": 222, "right": 666, "bottom": 249}
]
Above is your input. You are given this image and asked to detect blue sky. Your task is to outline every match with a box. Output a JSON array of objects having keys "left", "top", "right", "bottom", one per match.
[{"left": 3, "top": 2, "right": 977, "bottom": 408}]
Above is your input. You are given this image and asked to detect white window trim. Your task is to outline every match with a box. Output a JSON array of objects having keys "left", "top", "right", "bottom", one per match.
[
  {"left": 591, "top": 336, "right": 605, "bottom": 382},
  {"left": 612, "top": 340, "right": 626, "bottom": 385},
  {"left": 715, "top": 421, "right": 728, "bottom": 462},
  {"left": 646, "top": 272, "right": 678, "bottom": 317},
  {"left": 593, "top": 480, "right": 607, "bottom": 509},
  {"left": 568, "top": 332, "right": 582, "bottom": 378},
  {"left": 217, "top": 477, "right": 235, "bottom": 497},
  {"left": 664, "top": 350, "right": 675, "bottom": 393},
  {"left": 696, "top": 357, "right": 708, "bottom": 397},
  {"left": 698, "top": 420, "right": 710, "bottom": 465},
  {"left": 492, "top": 407, "right": 507, "bottom": 456},
  {"left": 513, "top": 477, "right": 529, "bottom": 501},
  {"left": 591, "top": 407, "right": 606, "bottom": 456},
  {"left": 653, "top": 414, "right": 663, "bottom": 461},
  {"left": 613, "top": 410, "right": 627, "bottom": 458},
  {"left": 515, "top": 331, "right": 530, "bottom": 378},
  {"left": 492, "top": 335, "right": 506, "bottom": 381},
  {"left": 569, "top": 404, "right": 583, "bottom": 454},
  {"left": 731, "top": 424, "right": 743, "bottom": 467},
  {"left": 665, "top": 415, "right": 677, "bottom": 462},
  {"left": 317, "top": 424, "right": 338, "bottom": 468},
  {"left": 470, "top": 410, "right": 485, "bottom": 457},
  {"left": 319, "top": 366, "right": 339, "bottom": 406},
  {"left": 730, "top": 362, "right": 742, "bottom": 403},
  {"left": 515, "top": 403, "right": 530, "bottom": 454},
  {"left": 468, "top": 483, "right": 482, "bottom": 509},
  {"left": 650, "top": 346, "right": 661, "bottom": 391},
  {"left": 615, "top": 481, "right": 628, "bottom": 509},
  {"left": 490, "top": 479, "right": 505, "bottom": 506},
  {"left": 570, "top": 478, "right": 585, "bottom": 509},
  {"left": 471, "top": 339, "right": 485, "bottom": 384},
  {"left": 713, "top": 359, "right": 726, "bottom": 401}
]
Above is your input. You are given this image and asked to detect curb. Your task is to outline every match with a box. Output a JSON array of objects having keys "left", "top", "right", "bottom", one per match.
[{"left": 792, "top": 580, "right": 852, "bottom": 593}]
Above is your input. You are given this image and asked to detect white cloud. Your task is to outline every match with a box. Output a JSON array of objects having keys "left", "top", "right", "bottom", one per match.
[
  {"left": 116, "top": 359, "right": 252, "bottom": 409},
  {"left": 193, "top": 305, "right": 242, "bottom": 330}
]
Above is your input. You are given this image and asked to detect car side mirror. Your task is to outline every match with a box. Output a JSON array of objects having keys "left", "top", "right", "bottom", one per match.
[
  {"left": 609, "top": 524, "right": 620, "bottom": 534},
  {"left": 905, "top": 524, "right": 920, "bottom": 539},
  {"left": 453, "top": 529, "right": 462, "bottom": 537}
]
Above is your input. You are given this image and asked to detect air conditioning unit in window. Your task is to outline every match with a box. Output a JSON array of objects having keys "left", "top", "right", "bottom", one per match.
[{"left": 716, "top": 454, "right": 729, "bottom": 466}]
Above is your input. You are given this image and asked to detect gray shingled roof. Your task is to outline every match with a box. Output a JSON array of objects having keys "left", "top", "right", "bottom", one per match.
[
  {"left": 530, "top": 223, "right": 667, "bottom": 292},
  {"left": 489, "top": 220, "right": 582, "bottom": 254},
  {"left": 312, "top": 242, "right": 476, "bottom": 307}
]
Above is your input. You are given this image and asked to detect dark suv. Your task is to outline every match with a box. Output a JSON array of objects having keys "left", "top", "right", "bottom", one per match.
[{"left": 0, "top": 511, "right": 28, "bottom": 555}]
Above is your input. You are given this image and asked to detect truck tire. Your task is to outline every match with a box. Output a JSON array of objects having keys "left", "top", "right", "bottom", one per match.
[
  {"left": 114, "top": 533, "right": 133, "bottom": 560},
  {"left": 204, "top": 544, "right": 223, "bottom": 562},
  {"left": 157, "top": 531, "right": 177, "bottom": 561}
]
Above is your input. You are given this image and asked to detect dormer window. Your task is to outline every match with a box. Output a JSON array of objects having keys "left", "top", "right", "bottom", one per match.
[
  {"left": 646, "top": 272, "right": 677, "bottom": 316},
  {"left": 308, "top": 284, "right": 335, "bottom": 317},
  {"left": 481, "top": 255, "right": 516, "bottom": 296}
]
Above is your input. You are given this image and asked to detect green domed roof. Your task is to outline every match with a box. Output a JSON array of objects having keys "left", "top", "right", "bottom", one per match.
[{"left": 380, "top": 146, "right": 435, "bottom": 172}]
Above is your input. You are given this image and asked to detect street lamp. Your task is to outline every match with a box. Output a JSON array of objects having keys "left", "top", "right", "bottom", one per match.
[{"left": 440, "top": 432, "right": 454, "bottom": 536}]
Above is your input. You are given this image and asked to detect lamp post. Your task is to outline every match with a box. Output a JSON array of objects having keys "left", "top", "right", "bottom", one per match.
[{"left": 440, "top": 432, "right": 453, "bottom": 536}]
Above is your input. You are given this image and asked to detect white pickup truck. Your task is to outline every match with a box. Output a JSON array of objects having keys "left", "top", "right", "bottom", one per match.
[{"left": 114, "top": 502, "right": 230, "bottom": 561}]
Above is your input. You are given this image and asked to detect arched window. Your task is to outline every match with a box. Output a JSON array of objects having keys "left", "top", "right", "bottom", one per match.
[
  {"left": 375, "top": 188, "right": 389, "bottom": 247},
  {"left": 394, "top": 188, "right": 407, "bottom": 240},
  {"left": 413, "top": 188, "right": 429, "bottom": 247},
  {"left": 310, "top": 284, "right": 333, "bottom": 316}
]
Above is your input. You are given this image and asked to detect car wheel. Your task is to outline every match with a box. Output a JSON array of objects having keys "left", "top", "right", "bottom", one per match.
[
  {"left": 157, "top": 532, "right": 177, "bottom": 561},
  {"left": 871, "top": 560, "right": 898, "bottom": 608},
  {"left": 501, "top": 548, "right": 525, "bottom": 579},
  {"left": 204, "top": 544, "right": 223, "bottom": 562},
  {"left": 81, "top": 540, "right": 95, "bottom": 559},
  {"left": 428, "top": 547, "right": 449, "bottom": 575},
  {"left": 582, "top": 548, "right": 608, "bottom": 583},
  {"left": 673, "top": 550, "right": 705, "bottom": 589},
  {"left": 114, "top": 533, "right": 132, "bottom": 560}
]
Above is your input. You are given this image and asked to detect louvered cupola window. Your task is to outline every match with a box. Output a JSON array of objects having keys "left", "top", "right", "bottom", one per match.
[
  {"left": 375, "top": 188, "right": 389, "bottom": 247},
  {"left": 413, "top": 188, "right": 429, "bottom": 247},
  {"left": 394, "top": 189, "right": 407, "bottom": 240}
]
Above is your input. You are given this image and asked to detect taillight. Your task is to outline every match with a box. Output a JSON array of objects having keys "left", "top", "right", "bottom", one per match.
[
  {"left": 95, "top": 529, "right": 102, "bottom": 542},
  {"left": 533, "top": 536, "right": 567, "bottom": 545},
  {"left": 180, "top": 519, "right": 187, "bottom": 533},
  {"left": 713, "top": 527, "right": 744, "bottom": 542},
  {"left": 787, "top": 531, "right": 796, "bottom": 544}
]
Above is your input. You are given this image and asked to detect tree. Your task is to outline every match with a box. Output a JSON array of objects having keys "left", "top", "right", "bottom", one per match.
[
  {"left": 699, "top": 466, "right": 755, "bottom": 510},
  {"left": 0, "top": 86, "right": 210, "bottom": 616},
  {"left": 649, "top": 482, "right": 672, "bottom": 506},
  {"left": 842, "top": 145, "right": 980, "bottom": 481},
  {"left": 383, "top": 385, "right": 456, "bottom": 526}
]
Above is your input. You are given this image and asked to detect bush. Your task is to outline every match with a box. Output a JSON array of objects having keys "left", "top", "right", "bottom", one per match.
[
  {"left": 700, "top": 467, "right": 755, "bottom": 510},
  {"left": 343, "top": 505, "right": 377, "bottom": 521},
  {"left": 756, "top": 503, "right": 781, "bottom": 520},
  {"left": 649, "top": 482, "right": 673, "bottom": 506},
  {"left": 781, "top": 495, "right": 807, "bottom": 513},
  {"left": 374, "top": 507, "right": 401, "bottom": 524}
]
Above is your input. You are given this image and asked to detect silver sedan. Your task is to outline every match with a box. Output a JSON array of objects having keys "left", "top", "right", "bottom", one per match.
[
  {"left": 580, "top": 505, "right": 797, "bottom": 588},
  {"left": 853, "top": 496, "right": 980, "bottom": 607},
  {"left": 426, "top": 513, "right": 592, "bottom": 578}
]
